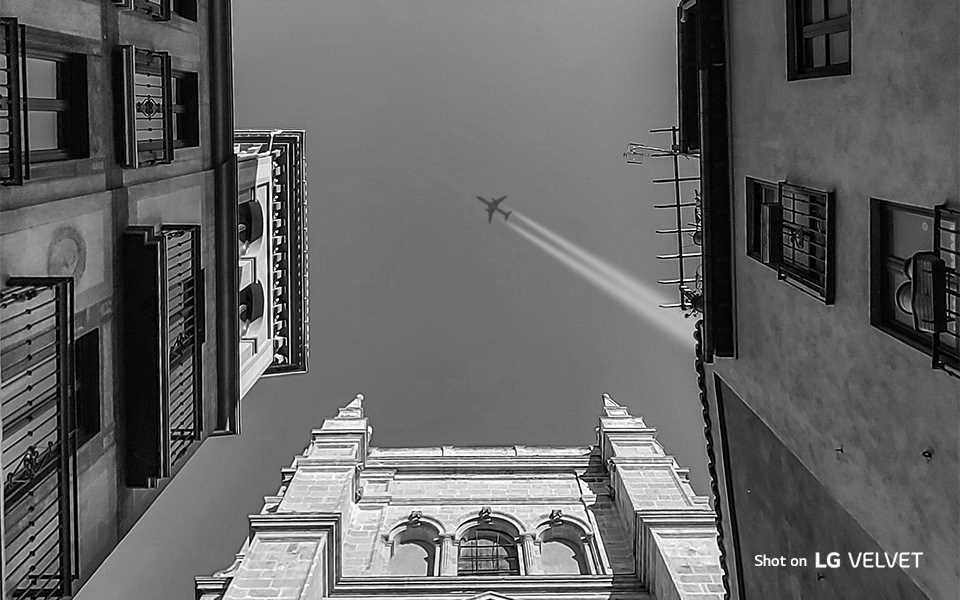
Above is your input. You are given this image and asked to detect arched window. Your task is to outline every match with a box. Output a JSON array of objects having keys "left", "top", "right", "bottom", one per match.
[
  {"left": 386, "top": 518, "right": 440, "bottom": 576},
  {"left": 457, "top": 528, "right": 520, "bottom": 576},
  {"left": 539, "top": 523, "right": 591, "bottom": 575},
  {"left": 388, "top": 539, "right": 435, "bottom": 576}
]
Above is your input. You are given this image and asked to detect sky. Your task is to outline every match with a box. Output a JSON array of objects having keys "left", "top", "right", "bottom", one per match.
[{"left": 77, "top": 2, "right": 706, "bottom": 597}]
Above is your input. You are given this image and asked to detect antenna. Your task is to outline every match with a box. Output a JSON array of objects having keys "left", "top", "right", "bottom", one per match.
[{"left": 624, "top": 126, "right": 703, "bottom": 315}]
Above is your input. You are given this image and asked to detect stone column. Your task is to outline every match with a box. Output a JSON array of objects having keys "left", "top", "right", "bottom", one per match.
[
  {"left": 520, "top": 533, "right": 541, "bottom": 575},
  {"left": 581, "top": 533, "right": 598, "bottom": 575},
  {"left": 439, "top": 534, "right": 459, "bottom": 576}
]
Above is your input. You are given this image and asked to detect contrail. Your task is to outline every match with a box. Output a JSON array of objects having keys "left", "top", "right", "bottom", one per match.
[{"left": 507, "top": 212, "right": 694, "bottom": 347}]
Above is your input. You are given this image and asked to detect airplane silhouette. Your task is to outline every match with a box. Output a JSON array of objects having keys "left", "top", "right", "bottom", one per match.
[{"left": 477, "top": 195, "right": 511, "bottom": 223}]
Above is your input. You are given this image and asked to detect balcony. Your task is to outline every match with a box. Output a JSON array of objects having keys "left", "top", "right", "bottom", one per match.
[
  {"left": 1, "top": 18, "right": 26, "bottom": 185},
  {"left": 122, "top": 225, "right": 203, "bottom": 487},
  {"left": 117, "top": 45, "right": 173, "bottom": 168},
  {"left": 1, "top": 278, "right": 78, "bottom": 599}
]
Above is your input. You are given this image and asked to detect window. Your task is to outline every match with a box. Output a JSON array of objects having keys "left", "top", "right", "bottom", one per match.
[
  {"left": 745, "top": 178, "right": 781, "bottom": 268},
  {"left": 172, "top": 72, "right": 199, "bottom": 148},
  {"left": 1, "top": 18, "right": 89, "bottom": 185},
  {"left": 677, "top": 0, "right": 700, "bottom": 154},
  {"left": 118, "top": 45, "right": 173, "bottom": 167},
  {"left": 776, "top": 181, "right": 834, "bottom": 303},
  {"left": 74, "top": 328, "right": 101, "bottom": 447},
  {"left": 870, "top": 200, "right": 960, "bottom": 367},
  {"left": 786, "top": 0, "right": 851, "bottom": 80},
  {"left": 112, "top": 0, "right": 171, "bottom": 20},
  {"left": 539, "top": 523, "right": 591, "bottom": 575},
  {"left": 173, "top": 0, "right": 198, "bottom": 21},
  {"left": 457, "top": 528, "right": 520, "bottom": 576}
]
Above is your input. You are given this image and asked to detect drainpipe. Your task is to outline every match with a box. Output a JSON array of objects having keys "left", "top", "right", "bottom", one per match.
[{"left": 209, "top": 0, "right": 240, "bottom": 435}]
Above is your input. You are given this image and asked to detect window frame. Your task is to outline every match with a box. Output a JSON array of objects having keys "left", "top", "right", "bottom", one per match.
[
  {"left": 74, "top": 328, "right": 102, "bottom": 448},
  {"left": 786, "top": 0, "right": 851, "bottom": 80},
  {"left": 1, "top": 18, "right": 90, "bottom": 185},
  {"left": 676, "top": 0, "right": 700, "bottom": 154},
  {"left": 171, "top": 71, "right": 199, "bottom": 148},
  {"left": 869, "top": 199, "right": 960, "bottom": 366},
  {"left": 745, "top": 177, "right": 781, "bottom": 269},
  {"left": 457, "top": 528, "right": 521, "bottom": 577}
]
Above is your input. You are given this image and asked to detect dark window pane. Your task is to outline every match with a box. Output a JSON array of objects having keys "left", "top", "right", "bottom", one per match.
[
  {"left": 75, "top": 329, "right": 102, "bottom": 446},
  {"left": 827, "top": 0, "right": 848, "bottom": 19},
  {"left": 803, "top": 0, "right": 824, "bottom": 24},
  {"left": 828, "top": 31, "right": 850, "bottom": 65}
]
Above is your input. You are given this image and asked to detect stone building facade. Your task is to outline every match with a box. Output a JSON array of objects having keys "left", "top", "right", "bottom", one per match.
[{"left": 196, "top": 394, "right": 722, "bottom": 600}]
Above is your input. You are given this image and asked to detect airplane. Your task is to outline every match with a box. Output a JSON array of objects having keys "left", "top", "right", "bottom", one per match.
[{"left": 476, "top": 195, "right": 512, "bottom": 223}]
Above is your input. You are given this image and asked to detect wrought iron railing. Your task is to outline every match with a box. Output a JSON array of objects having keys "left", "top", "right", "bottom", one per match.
[
  {"left": 162, "top": 226, "right": 203, "bottom": 466},
  {"left": 122, "top": 226, "right": 202, "bottom": 486},
  {"left": 1, "top": 17, "right": 28, "bottom": 185},
  {"left": 118, "top": 46, "right": 173, "bottom": 168},
  {"left": 777, "top": 181, "right": 835, "bottom": 304},
  {"left": 919, "top": 205, "right": 960, "bottom": 376},
  {"left": 1, "top": 278, "right": 78, "bottom": 599}
]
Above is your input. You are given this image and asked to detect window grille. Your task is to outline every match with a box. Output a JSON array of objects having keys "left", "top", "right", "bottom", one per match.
[
  {"left": 457, "top": 529, "right": 520, "bottom": 576},
  {"left": 1, "top": 278, "right": 78, "bottom": 599},
  {"left": 921, "top": 205, "right": 960, "bottom": 375},
  {"left": 118, "top": 45, "right": 173, "bottom": 168},
  {"left": 162, "top": 226, "right": 203, "bottom": 466},
  {"left": 0, "top": 18, "right": 26, "bottom": 185},
  {"left": 122, "top": 226, "right": 202, "bottom": 486},
  {"left": 777, "top": 181, "right": 835, "bottom": 304}
]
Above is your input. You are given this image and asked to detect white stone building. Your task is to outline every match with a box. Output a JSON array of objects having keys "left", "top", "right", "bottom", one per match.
[{"left": 196, "top": 394, "right": 722, "bottom": 600}]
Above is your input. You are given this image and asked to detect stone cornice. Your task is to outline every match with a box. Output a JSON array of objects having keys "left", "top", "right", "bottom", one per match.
[
  {"left": 363, "top": 457, "right": 596, "bottom": 473},
  {"left": 331, "top": 574, "right": 647, "bottom": 597}
]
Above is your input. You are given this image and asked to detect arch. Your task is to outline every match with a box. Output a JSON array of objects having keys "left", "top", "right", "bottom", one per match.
[
  {"left": 383, "top": 516, "right": 442, "bottom": 576},
  {"left": 457, "top": 526, "right": 520, "bottom": 576},
  {"left": 384, "top": 514, "right": 445, "bottom": 543},
  {"left": 453, "top": 510, "right": 524, "bottom": 539},
  {"left": 532, "top": 513, "right": 592, "bottom": 538},
  {"left": 387, "top": 538, "right": 436, "bottom": 576},
  {"left": 535, "top": 519, "right": 594, "bottom": 575}
]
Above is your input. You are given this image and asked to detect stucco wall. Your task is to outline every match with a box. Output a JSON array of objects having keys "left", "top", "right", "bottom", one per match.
[
  {"left": 714, "top": 1, "right": 960, "bottom": 598},
  {"left": 0, "top": 0, "right": 222, "bottom": 593},
  {"left": 715, "top": 373, "right": 928, "bottom": 599}
]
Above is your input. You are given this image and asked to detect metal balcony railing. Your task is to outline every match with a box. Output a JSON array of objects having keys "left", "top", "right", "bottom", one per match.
[
  {"left": 1, "top": 278, "right": 78, "bottom": 600},
  {"left": 118, "top": 46, "right": 173, "bottom": 168},
  {"left": 122, "top": 226, "right": 202, "bottom": 486},
  {"left": 912, "top": 204, "right": 960, "bottom": 377},
  {"left": 162, "top": 227, "right": 203, "bottom": 466},
  {"left": 1, "top": 18, "right": 28, "bottom": 185}
]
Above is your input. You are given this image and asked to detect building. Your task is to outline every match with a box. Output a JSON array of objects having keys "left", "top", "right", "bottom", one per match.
[
  {"left": 234, "top": 130, "right": 310, "bottom": 394},
  {"left": 0, "top": 3, "right": 307, "bottom": 597},
  {"left": 675, "top": 1, "right": 959, "bottom": 598},
  {"left": 195, "top": 394, "right": 723, "bottom": 600}
]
